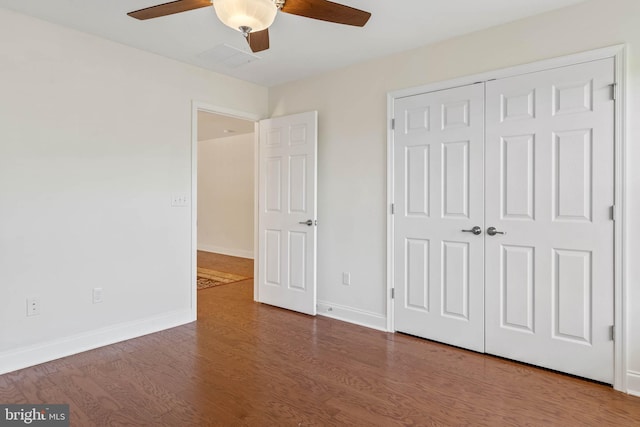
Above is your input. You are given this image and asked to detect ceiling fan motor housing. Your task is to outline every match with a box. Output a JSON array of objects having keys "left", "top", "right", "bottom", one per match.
[{"left": 214, "top": 0, "right": 279, "bottom": 33}]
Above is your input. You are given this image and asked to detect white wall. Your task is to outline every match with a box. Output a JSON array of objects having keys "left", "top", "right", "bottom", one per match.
[
  {"left": 269, "top": 0, "right": 640, "bottom": 393},
  {"left": 0, "top": 8, "right": 267, "bottom": 373},
  {"left": 198, "top": 133, "right": 254, "bottom": 259}
]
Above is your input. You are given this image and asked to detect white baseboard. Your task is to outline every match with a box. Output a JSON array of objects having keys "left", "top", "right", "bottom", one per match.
[
  {"left": 197, "top": 244, "right": 254, "bottom": 259},
  {"left": 0, "top": 309, "right": 194, "bottom": 375},
  {"left": 627, "top": 371, "right": 640, "bottom": 396},
  {"left": 317, "top": 300, "right": 387, "bottom": 332}
]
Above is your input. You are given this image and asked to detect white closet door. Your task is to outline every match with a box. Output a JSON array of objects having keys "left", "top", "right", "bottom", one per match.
[
  {"left": 393, "top": 84, "right": 485, "bottom": 352},
  {"left": 484, "top": 58, "right": 615, "bottom": 383}
]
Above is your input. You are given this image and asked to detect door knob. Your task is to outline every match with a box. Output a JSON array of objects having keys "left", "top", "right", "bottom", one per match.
[
  {"left": 299, "top": 219, "right": 314, "bottom": 226},
  {"left": 487, "top": 227, "right": 506, "bottom": 236},
  {"left": 462, "top": 226, "right": 482, "bottom": 235}
]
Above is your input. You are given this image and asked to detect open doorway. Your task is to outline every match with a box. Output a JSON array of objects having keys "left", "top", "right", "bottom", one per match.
[
  {"left": 195, "top": 109, "right": 257, "bottom": 294},
  {"left": 191, "top": 105, "right": 318, "bottom": 317}
]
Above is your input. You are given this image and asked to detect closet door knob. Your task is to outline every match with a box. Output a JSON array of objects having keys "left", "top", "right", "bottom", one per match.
[
  {"left": 462, "top": 226, "right": 482, "bottom": 235},
  {"left": 487, "top": 227, "right": 506, "bottom": 236}
]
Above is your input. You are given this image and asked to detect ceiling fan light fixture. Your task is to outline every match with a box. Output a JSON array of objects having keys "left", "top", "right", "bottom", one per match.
[{"left": 214, "top": 0, "right": 278, "bottom": 34}]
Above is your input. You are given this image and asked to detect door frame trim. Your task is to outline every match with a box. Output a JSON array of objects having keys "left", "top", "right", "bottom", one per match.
[
  {"left": 190, "top": 101, "right": 262, "bottom": 317},
  {"left": 386, "top": 44, "right": 627, "bottom": 392}
]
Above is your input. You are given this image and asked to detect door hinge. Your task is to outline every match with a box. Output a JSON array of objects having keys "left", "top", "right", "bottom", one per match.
[
  {"left": 610, "top": 325, "right": 615, "bottom": 341},
  {"left": 391, "top": 288, "right": 395, "bottom": 299},
  {"left": 610, "top": 83, "right": 617, "bottom": 101},
  {"left": 391, "top": 203, "right": 395, "bottom": 214},
  {"left": 610, "top": 205, "right": 616, "bottom": 221},
  {"left": 391, "top": 118, "right": 395, "bottom": 130}
]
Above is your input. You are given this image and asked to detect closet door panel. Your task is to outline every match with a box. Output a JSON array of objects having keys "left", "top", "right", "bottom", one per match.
[
  {"left": 393, "top": 84, "right": 485, "bottom": 352},
  {"left": 484, "top": 58, "right": 615, "bottom": 384}
]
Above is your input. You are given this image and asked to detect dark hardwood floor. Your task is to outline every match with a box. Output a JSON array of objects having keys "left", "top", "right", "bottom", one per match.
[{"left": 2, "top": 253, "right": 639, "bottom": 426}]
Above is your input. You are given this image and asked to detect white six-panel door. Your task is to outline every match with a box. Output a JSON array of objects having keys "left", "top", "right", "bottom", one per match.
[
  {"left": 258, "top": 111, "right": 318, "bottom": 315},
  {"left": 393, "top": 59, "right": 615, "bottom": 383},
  {"left": 393, "top": 84, "right": 485, "bottom": 352},
  {"left": 484, "top": 58, "right": 615, "bottom": 383}
]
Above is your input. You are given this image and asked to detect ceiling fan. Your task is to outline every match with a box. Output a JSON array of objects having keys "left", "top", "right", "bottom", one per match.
[{"left": 128, "top": 0, "right": 371, "bottom": 53}]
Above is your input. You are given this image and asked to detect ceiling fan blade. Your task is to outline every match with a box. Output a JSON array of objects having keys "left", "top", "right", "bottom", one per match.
[
  {"left": 246, "top": 29, "right": 270, "bottom": 53},
  {"left": 280, "top": 0, "right": 371, "bottom": 27},
  {"left": 128, "top": 0, "right": 212, "bottom": 20}
]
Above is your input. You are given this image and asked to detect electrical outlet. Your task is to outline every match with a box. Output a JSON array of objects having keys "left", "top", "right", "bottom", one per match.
[
  {"left": 342, "top": 272, "right": 351, "bottom": 286},
  {"left": 27, "top": 297, "right": 40, "bottom": 317},
  {"left": 317, "top": 302, "right": 333, "bottom": 313},
  {"left": 93, "top": 288, "right": 103, "bottom": 304}
]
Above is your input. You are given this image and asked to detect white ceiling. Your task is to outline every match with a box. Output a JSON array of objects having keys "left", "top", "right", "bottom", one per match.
[{"left": 0, "top": 0, "right": 587, "bottom": 87}]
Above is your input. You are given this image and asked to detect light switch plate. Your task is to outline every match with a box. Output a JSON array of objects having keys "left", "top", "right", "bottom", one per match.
[{"left": 171, "top": 194, "right": 189, "bottom": 207}]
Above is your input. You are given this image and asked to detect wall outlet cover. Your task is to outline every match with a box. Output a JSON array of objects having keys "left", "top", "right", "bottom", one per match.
[{"left": 27, "top": 297, "right": 40, "bottom": 316}]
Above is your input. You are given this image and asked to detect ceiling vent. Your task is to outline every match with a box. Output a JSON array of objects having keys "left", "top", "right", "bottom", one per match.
[{"left": 197, "top": 44, "right": 261, "bottom": 69}]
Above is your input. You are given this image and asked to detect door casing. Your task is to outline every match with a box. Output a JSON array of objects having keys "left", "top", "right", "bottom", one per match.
[
  {"left": 190, "top": 102, "right": 262, "bottom": 317},
  {"left": 386, "top": 44, "right": 627, "bottom": 392}
]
